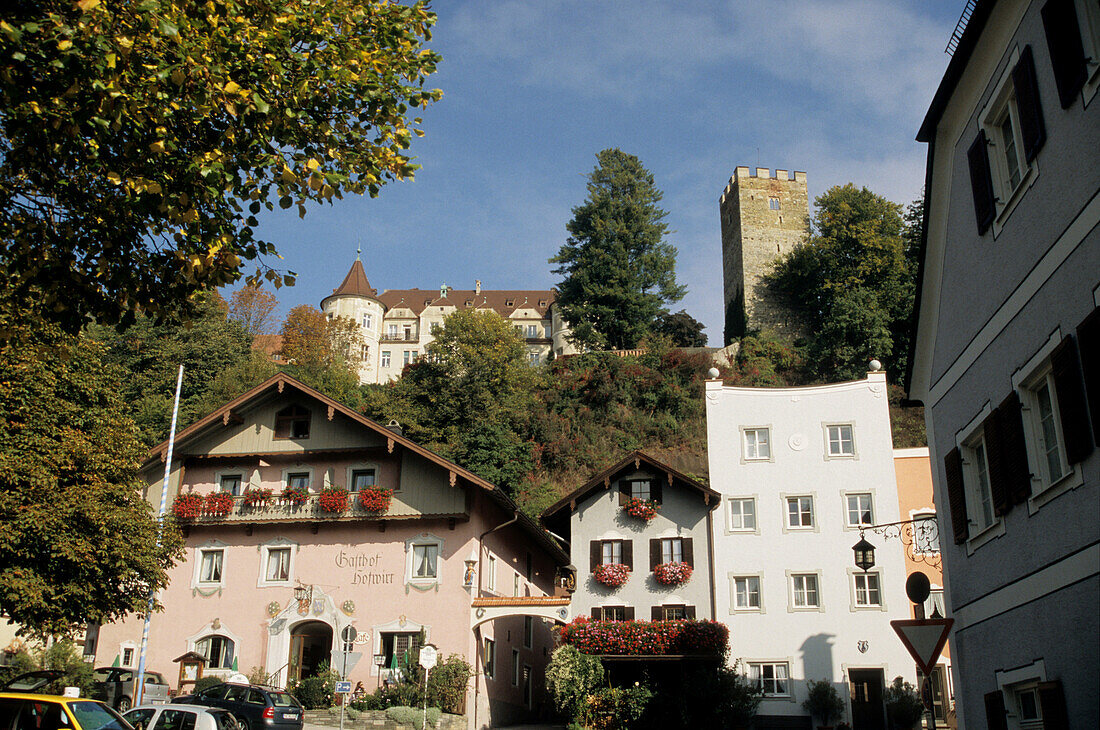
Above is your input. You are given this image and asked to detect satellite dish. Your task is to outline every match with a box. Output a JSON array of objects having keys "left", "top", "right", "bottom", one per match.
[{"left": 905, "top": 571, "right": 931, "bottom": 604}]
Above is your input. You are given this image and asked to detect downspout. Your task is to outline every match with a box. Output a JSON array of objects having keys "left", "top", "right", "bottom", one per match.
[
  {"left": 706, "top": 507, "right": 717, "bottom": 622},
  {"left": 472, "top": 507, "right": 520, "bottom": 730}
]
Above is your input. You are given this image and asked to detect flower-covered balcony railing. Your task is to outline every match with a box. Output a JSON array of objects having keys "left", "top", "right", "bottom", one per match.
[
  {"left": 170, "top": 486, "right": 401, "bottom": 524},
  {"left": 558, "top": 616, "right": 728, "bottom": 658}
]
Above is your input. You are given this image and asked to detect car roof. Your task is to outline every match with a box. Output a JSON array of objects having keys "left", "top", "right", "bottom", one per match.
[
  {"left": 0, "top": 692, "right": 102, "bottom": 704},
  {"left": 132, "top": 704, "right": 226, "bottom": 713}
]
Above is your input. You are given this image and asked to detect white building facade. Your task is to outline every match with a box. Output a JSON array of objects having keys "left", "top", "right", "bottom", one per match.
[{"left": 705, "top": 371, "right": 917, "bottom": 730}]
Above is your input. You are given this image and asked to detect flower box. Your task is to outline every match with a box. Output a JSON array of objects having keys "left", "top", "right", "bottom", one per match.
[
  {"left": 242, "top": 487, "right": 273, "bottom": 506},
  {"left": 653, "top": 562, "right": 693, "bottom": 586},
  {"left": 205, "top": 491, "right": 234, "bottom": 517},
  {"left": 592, "top": 563, "right": 630, "bottom": 588},
  {"left": 318, "top": 487, "right": 349, "bottom": 514},
  {"left": 171, "top": 492, "right": 204, "bottom": 520},
  {"left": 281, "top": 485, "right": 309, "bottom": 505},
  {"left": 558, "top": 616, "right": 729, "bottom": 657},
  {"left": 357, "top": 486, "right": 393, "bottom": 513},
  {"left": 623, "top": 496, "right": 659, "bottom": 521}
]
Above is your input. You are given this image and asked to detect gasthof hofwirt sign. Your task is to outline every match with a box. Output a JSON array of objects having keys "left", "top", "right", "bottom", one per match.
[{"left": 335, "top": 551, "right": 396, "bottom": 586}]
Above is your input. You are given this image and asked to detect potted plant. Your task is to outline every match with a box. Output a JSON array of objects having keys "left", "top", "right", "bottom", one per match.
[
  {"left": 653, "top": 562, "right": 693, "bottom": 586},
  {"left": 242, "top": 487, "right": 273, "bottom": 507},
  {"left": 171, "top": 492, "right": 204, "bottom": 520},
  {"left": 884, "top": 676, "right": 925, "bottom": 730},
  {"left": 318, "top": 486, "right": 349, "bottom": 514},
  {"left": 592, "top": 563, "right": 630, "bottom": 588},
  {"left": 205, "top": 491, "right": 234, "bottom": 517},
  {"left": 281, "top": 484, "right": 309, "bottom": 506},
  {"left": 803, "top": 678, "right": 845, "bottom": 729},
  {"left": 357, "top": 486, "right": 393, "bottom": 513},
  {"left": 623, "top": 496, "right": 659, "bottom": 521}
]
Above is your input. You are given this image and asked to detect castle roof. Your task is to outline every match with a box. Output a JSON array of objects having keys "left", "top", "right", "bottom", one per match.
[
  {"left": 379, "top": 288, "right": 556, "bottom": 318},
  {"left": 327, "top": 259, "right": 378, "bottom": 300}
]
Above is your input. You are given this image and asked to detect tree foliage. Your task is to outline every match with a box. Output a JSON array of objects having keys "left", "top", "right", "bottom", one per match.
[
  {"left": 228, "top": 285, "right": 279, "bottom": 336},
  {"left": 0, "top": 0, "right": 442, "bottom": 331},
  {"left": 278, "top": 304, "right": 363, "bottom": 405},
  {"left": 652, "top": 309, "right": 707, "bottom": 347},
  {"left": 768, "top": 184, "right": 914, "bottom": 382},
  {"left": 0, "top": 311, "right": 183, "bottom": 637},
  {"left": 545, "top": 645, "right": 605, "bottom": 723},
  {"left": 550, "top": 149, "right": 686, "bottom": 350}
]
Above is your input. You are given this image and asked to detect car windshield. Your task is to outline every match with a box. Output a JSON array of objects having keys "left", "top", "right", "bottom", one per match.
[
  {"left": 268, "top": 693, "right": 298, "bottom": 708},
  {"left": 68, "top": 701, "right": 131, "bottom": 730}
]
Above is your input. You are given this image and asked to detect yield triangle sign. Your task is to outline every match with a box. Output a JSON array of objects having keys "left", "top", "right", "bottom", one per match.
[{"left": 891, "top": 618, "right": 953, "bottom": 675}]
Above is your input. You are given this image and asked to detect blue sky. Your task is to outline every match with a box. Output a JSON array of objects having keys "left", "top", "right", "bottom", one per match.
[{"left": 245, "top": 1, "right": 964, "bottom": 346}]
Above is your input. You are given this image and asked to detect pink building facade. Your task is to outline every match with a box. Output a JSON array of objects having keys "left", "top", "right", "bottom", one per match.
[{"left": 92, "top": 375, "right": 572, "bottom": 729}]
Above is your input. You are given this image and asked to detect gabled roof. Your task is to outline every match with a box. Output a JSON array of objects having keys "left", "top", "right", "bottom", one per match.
[
  {"left": 146, "top": 373, "right": 568, "bottom": 563},
  {"left": 324, "top": 259, "right": 378, "bottom": 301},
  {"left": 378, "top": 288, "right": 555, "bottom": 318},
  {"left": 541, "top": 450, "right": 720, "bottom": 522}
]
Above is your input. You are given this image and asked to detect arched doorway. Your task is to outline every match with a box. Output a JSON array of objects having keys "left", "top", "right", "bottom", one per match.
[{"left": 288, "top": 621, "right": 332, "bottom": 683}]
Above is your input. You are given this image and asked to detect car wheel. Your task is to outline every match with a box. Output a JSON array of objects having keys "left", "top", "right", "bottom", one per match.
[
  {"left": 235, "top": 716, "right": 250, "bottom": 730},
  {"left": 116, "top": 697, "right": 131, "bottom": 712}
]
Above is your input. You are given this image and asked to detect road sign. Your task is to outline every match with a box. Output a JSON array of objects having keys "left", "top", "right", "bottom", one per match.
[
  {"left": 334, "top": 681, "right": 352, "bottom": 694},
  {"left": 341, "top": 626, "right": 357, "bottom": 644},
  {"left": 418, "top": 645, "right": 438, "bottom": 670},
  {"left": 891, "top": 618, "right": 953, "bottom": 676},
  {"left": 331, "top": 650, "right": 362, "bottom": 675}
]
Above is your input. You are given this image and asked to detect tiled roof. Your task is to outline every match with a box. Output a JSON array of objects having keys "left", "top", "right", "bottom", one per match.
[
  {"left": 328, "top": 259, "right": 377, "bottom": 299},
  {"left": 378, "top": 288, "right": 555, "bottom": 317},
  {"left": 471, "top": 597, "right": 571, "bottom": 607}
]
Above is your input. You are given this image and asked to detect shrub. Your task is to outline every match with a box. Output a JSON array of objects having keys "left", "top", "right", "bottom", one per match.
[
  {"left": 385, "top": 706, "right": 440, "bottom": 726},
  {"left": 426, "top": 654, "right": 472, "bottom": 714},
  {"left": 289, "top": 664, "right": 341, "bottom": 709},
  {"left": 349, "top": 694, "right": 383, "bottom": 711},
  {"left": 884, "top": 676, "right": 925, "bottom": 730},
  {"left": 0, "top": 649, "right": 35, "bottom": 686},
  {"left": 803, "top": 678, "right": 845, "bottom": 726},
  {"left": 586, "top": 685, "right": 652, "bottom": 730},
  {"left": 35, "top": 640, "right": 94, "bottom": 697},
  {"left": 344, "top": 708, "right": 360, "bottom": 721},
  {"left": 193, "top": 676, "right": 224, "bottom": 694},
  {"left": 376, "top": 681, "right": 422, "bottom": 709},
  {"left": 247, "top": 666, "right": 268, "bottom": 685},
  {"left": 546, "top": 646, "right": 605, "bottom": 722},
  {"left": 638, "top": 664, "right": 761, "bottom": 730}
]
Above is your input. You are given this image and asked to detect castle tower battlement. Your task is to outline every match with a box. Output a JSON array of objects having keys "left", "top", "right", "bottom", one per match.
[{"left": 719, "top": 166, "right": 809, "bottom": 343}]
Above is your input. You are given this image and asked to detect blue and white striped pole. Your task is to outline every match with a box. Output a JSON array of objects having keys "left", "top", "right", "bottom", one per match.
[{"left": 134, "top": 365, "right": 183, "bottom": 706}]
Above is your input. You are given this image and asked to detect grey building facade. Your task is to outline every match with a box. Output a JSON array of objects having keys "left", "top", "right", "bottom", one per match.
[{"left": 908, "top": 1, "right": 1100, "bottom": 728}]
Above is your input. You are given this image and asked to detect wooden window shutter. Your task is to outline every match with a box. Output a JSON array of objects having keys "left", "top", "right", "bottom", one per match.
[
  {"left": 944, "top": 448, "right": 969, "bottom": 544},
  {"left": 618, "top": 480, "right": 630, "bottom": 506},
  {"left": 651, "top": 606, "right": 662, "bottom": 620},
  {"left": 685, "top": 605, "right": 696, "bottom": 620},
  {"left": 622, "top": 540, "right": 634, "bottom": 570},
  {"left": 1042, "top": 0, "right": 1088, "bottom": 108},
  {"left": 967, "top": 131, "right": 997, "bottom": 235},
  {"left": 996, "top": 391, "right": 1034, "bottom": 506},
  {"left": 983, "top": 409, "right": 1011, "bottom": 516},
  {"left": 682, "top": 538, "right": 694, "bottom": 567},
  {"left": 1037, "top": 680, "right": 1069, "bottom": 729},
  {"left": 1052, "top": 334, "right": 1095, "bottom": 464},
  {"left": 1012, "top": 45, "right": 1046, "bottom": 162},
  {"left": 649, "top": 539, "right": 661, "bottom": 570},
  {"left": 590, "top": 541, "right": 600, "bottom": 572},
  {"left": 983, "top": 691, "right": 1008, "bottom": 730},
  {"left": 1076, "top": 306, "right": 1100, "bottom": 436},
  {"left": 652, "top": 480, "right": 663, "bottom": 505},
  {"left": 624, "top": 606, "right": 635, "bottom": 621},
  {"left": 591, "top": 607, "right": 603, "bottom": 621}
]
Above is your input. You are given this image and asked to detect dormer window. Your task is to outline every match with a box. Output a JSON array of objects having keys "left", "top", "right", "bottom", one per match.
[
  {"left": 506, "top": 299, "right": 514, "bottom": 307},
  {"left": 275, "top": 405, "right": 311, "bottom": 440}
]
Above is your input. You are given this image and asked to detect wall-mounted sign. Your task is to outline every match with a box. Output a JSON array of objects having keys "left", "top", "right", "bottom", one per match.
[{"left": 335, "top": 550, "right": 395, "bottom": 586}]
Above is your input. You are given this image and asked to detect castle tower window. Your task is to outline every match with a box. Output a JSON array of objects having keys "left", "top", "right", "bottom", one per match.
[
  {"left": 275, "top": 405, "right": 311, "bottom": 440},
  {"left": 768, "top": 197, "right": 780, "bottom": 210}
]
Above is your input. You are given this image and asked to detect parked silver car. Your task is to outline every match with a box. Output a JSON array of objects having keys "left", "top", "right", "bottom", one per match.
[
  {"left": 124, "top": 704, "right": 240, "bottom": 730},
  {"left": 92, "top": 668, "right": 170, "bottom": 711}
]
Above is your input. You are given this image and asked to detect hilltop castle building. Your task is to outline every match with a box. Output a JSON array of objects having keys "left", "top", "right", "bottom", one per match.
[
  {"left": 719, "top": 167, "right": 809, "bottom": 343},
  {"left": 320, "top": 258, "right": 578, "bottom": 384}
]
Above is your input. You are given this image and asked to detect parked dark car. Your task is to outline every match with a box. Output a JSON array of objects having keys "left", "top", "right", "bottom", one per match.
[
  {"left": 91, "top": 668, "right": 169, "bottom": 711},
  {"left": 173, "top": 684, "right": 302, "bottom": 730}
]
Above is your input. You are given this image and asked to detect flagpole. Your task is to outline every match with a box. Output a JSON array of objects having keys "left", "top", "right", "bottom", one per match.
[{"left": 134, "top": 365, "right": 184, "bottom": 706}]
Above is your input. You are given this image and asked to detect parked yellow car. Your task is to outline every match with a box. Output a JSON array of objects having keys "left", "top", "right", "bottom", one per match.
[{"left": 0, "top": 692, "right": 132, "bottom": 730}]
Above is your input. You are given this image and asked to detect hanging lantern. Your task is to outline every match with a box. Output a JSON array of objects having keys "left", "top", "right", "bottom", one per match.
[{"left": 853, "top": 536, "right": 876, "bottom": 572}]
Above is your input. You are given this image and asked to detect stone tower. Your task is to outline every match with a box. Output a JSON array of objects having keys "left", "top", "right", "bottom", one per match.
[
  {"left": 320, "top": 257, "right": 386, "bottom": 384},
  {"left": 719, "top": 166, "right": 809, "bottom": 343}
]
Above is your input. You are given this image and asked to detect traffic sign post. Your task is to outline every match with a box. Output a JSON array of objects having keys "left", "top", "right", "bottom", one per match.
[
  {"left": 418, "top": 645, "right": 438, "bottom": 730},
  {"left": 891, "top": 618, "right": 952, "bottom": 730}
]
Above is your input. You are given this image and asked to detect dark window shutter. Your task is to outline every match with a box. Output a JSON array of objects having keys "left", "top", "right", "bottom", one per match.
[
  {"left": 622, "top": 540, "right": 634, "bottom": 570},
  {"left": 997, "top": 391, "right": 1034, "bottom": 505},
  {"left": 649, "top": 539, "right": 661, "bottom": 570},
  {"left": 1042, "top": 0, "right": 1088, "bottom": 108},
  {"left": 651, "top": 606, "right": 662, "bottom": 621},
  {"left": 944, "top": 448, "right": 969, "bottom": 544},
  {"left": 685, "top": 605, "right": 696, "bottom": 620},
  {"left": 968, "top": 131, "right": 997, "bottom": 235},
  {"left": 1013, "top": 45, "right": 1047, "bottom": 162},
  {"left": 1052, "top": 335, "right": 1095, "bottom": 464},
  {"left": 591, "top": 607, "right": 603, "bottom": 621},
  {"left": 1038, "top": 680, "right": 1069, "bottom": 730},
  {"left": 652, "top": 480, "right": 663, "bottom": 505},
  {"left": 619, "top": 480, "right": 630, "bottom": 506},
  {"left": 983, "top": 409, "right": 1011, "bottom": 516},
  {"left": 590, "top": 541, "right": 600, "bottom": 571},
  {"left": 624, "top": 606, "right": 635, "bottom": 621},
  {"left": 682, "top": 538, "right": 694, "bottom": 567},
  {"left": 984, "top": 691, "right": 1008, "bottom": 730},
  {"left": 1077, "top": 306, "right": 1100, "bottom": 436}
]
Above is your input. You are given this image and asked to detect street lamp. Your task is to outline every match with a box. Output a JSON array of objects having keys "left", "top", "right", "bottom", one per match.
[
  {"left": 849, "top": 514, "right": 941, "bottom": 571},
  {"left": 373, "top": 652, "right": 386, "bottom": 690},
  {"left": 852, "top": 534, "right": 876, "bottom": 572}
]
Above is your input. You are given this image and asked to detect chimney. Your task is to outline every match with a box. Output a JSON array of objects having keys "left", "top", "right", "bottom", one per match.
[{"left": 475, "top": 280, "right": 481, "bottom": 295}]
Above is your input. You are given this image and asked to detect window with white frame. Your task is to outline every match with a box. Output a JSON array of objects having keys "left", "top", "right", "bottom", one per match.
[
  {"left": 219, "top": 474, "right": 242, "bottom": 496},
  {"left": 523, "top": 617, "right": 533, "bottom": 649},
  {"left": 121, "top": 647, "right": 134, "bottom": 667},
  {"left": 528, "top": 352, "right": 540, "bottom": 366},
  {"left": 732, "top": 576, "right": 761, "bottom": 611},
  {"left": 963, "top": 433, "right": 997, "bottom": 533},
  {"left": 350, "top": 468, "right": 376, "bottom": 492},
  {"left": 786, "top": 496, "right": 814, "bottom": 528},
  {"left": 486, "top": 554, "right": 496, "bottom": 591},
  {"left": 854, "top": 572, "right": 882, "bottom": 607},
  {"left": 768, "top": 197, "right": 780, "bottom": 211},
  {"left": 381, "top": 351, "right": 391, "bottom": 368},
  {"left": 362, "top": 313, "right": 373, "bottom": 330},
  {"left": 405, "top": 534, "right": 443, "bottom": 584},
  {"left": 526, "top": 325, "right": 538, "bottom": 338},
  {"left": 412, "top": 544, "right": 438, "bottom": 579},
  {"left": 264, "top": 547, "right": 291, "bottom": 583},
  {"left": 387, "top": 324, "right": 399, "bottom": 338},
  {"left": 601, "top": 540, "right": 624, "bottom": 565},
  {"left": 660, "top": 538, "right": 683, "bottom": 564},
  {"left": 196, "top": 635, "right": 234, "bottom": 669},
  {"left": 403, "top": 351, "right": 412, "bottom": 365},
  {"left": 743, "top": 428, "right": 771, "bottom": 460},
  {"left": 826, "top": 424, "right": 855, "bottom": 456},
  {"left": 846, "top": 493, "right": 874, "bottom": 527},
  {"left": 286, "top": 472, "right": 310, "bottom": 491},
  {"left": 199, "top": 549, "right": 223, "bottom": 584},
  {"left": 629, "top": 480, "right": 652, "bottom": 502},
  {"left": 728, "top": 498, "right": 756, "bottom": 531},
  {"left": 1014, "top": 685, "right": 1041, "bottom": 726},
  {"left": 790, "top": 573, "right": 819, "bottom": 609},
  {"left": 748, "top": 662, "right": 789, "bottom": 696},
  {"left": 513, "top": 572, "right": 521, "bottom": 597},
  {"left": 1022, "top": 367, "right": 1069, "bottom": 489}
]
